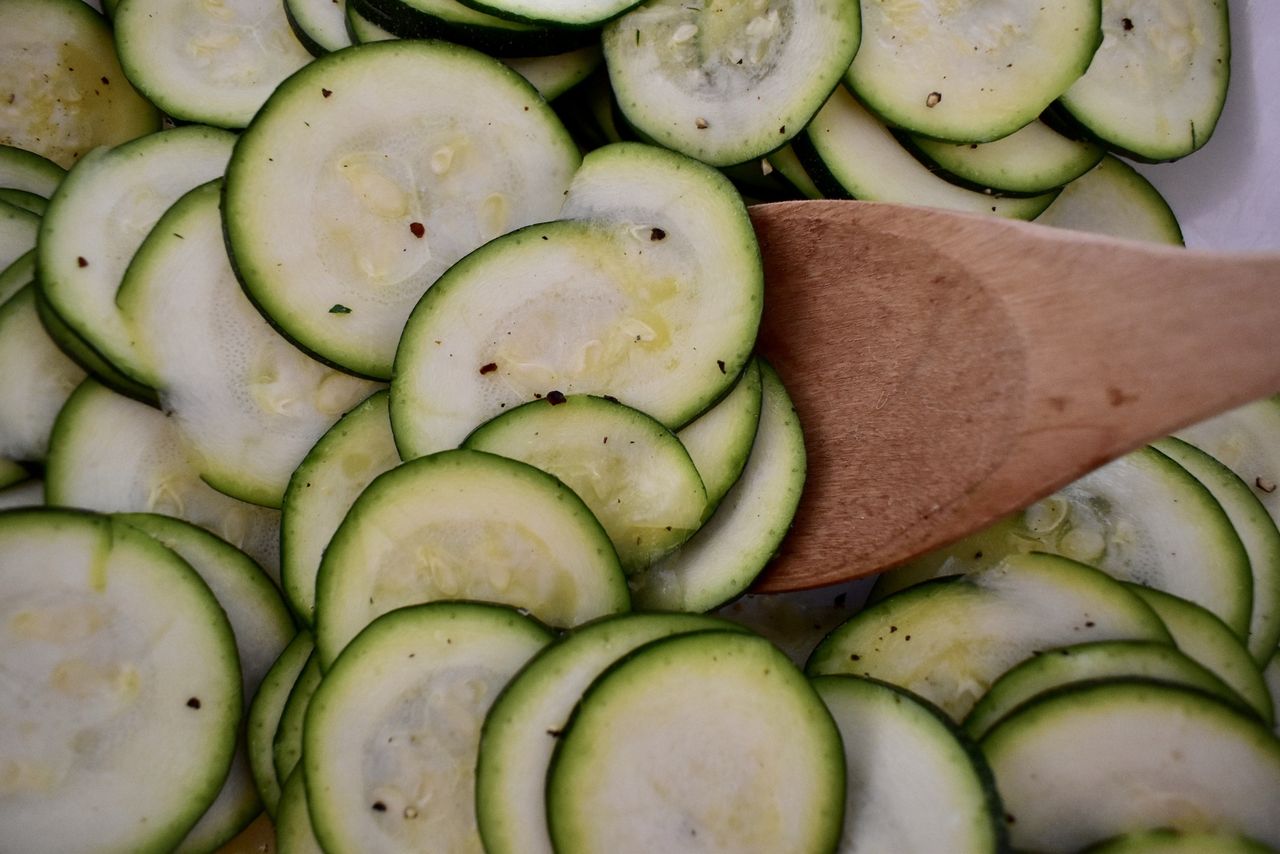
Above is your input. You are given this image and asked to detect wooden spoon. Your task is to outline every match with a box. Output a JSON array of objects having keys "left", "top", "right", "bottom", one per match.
[{"left": 748, "top": 200, "right": 1280, "bottom": 592}]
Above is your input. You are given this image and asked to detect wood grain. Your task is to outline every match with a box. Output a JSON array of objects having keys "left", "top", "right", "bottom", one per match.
[{"left": 748, "top": 200, "right": 1280, "bottom": 591}]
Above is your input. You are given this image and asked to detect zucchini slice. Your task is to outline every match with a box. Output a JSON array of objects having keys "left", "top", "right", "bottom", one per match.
[
  {"left": 630, "top": 360, "right": 805, "bottom": 612},
  {"left": 224, "top": 40, "right": 580, "bottom": 379},
  {"left": 909, "top": 120, "right": 1105, "bottom": 196},
  {"left": 313, "top": 449, "right": 629, "bottom": 666},
  {"left": 0, "top": 477, "right": 42, "bottom": 510},
  {"left": 871, "top": 446, "right": 1254, "bottom": 640},
  {"left": 601, "top": 0, "right": 861, "bottom": 165},
  {"left": 1034, "top": 154, "right": 1184, "bottom": 244},
  {"left": 353, "top": 0, "right": 593, "bottom": 56},
  {"left": 286, "top": 0, "right": 355, "bottom": 55},
  {"left": 0, "top": 0, "right": 160, "bottom": 167},
  {"left": 0, "top": 248, "right": 34, "bottom": 307},
  {"left": 808, "top": 553, "right": 1173, "bottom": 720},
  {"left": 464, "top": 395, "right": 708, "bottom": 574},
  {"left": 1127, "top": 585, "right": 1274, "bottom": 727},
  {"left": 982, "top": 680, "right": 1280, "bottom": 852},
  {"left": 247, "top": 632, "right": 314, "bottom": 819},
  {"left": 964, "top": 640, "right": 1248, "bottom": 739},
  {"left": 0, "top": 188, "right": 48, "bottom": 216},
  {"left": 304, "top": 602, "right": 553, "bottom": 854},
  {"left": 813, "top": 675, "right": 1006, "bottom": 854},
  {"left": 676, "top": 357, "right": 763, "bottom": 513},
  {"left": 281, "top": 390, "right": 401, "bottom": 627},
  {"left": 45, "top": 379, "right": 283, "bottom": 578},
  {"left": 1084, "top": 829, "right": 1278, "bottom": 854},
  {"left": 0, "top": 144, "right": 65, "bottom": 198},
  {"left": 392, "top": 217, "right": 760, "bottom": 456},
  {"left": 546, "top": 630, "right": 845, "bottom": 853},
  {"left": 798, "top": 86, "right": 1057, "bottom": 219},
  {"left": 119, "top": 181, "right": 380, "bottom": 509},
  {"left": 113, "top": 0, "right": 315, "bottom": 128},
  {"left": 0, "top": 199, "right": 39, "bottom": 274},
  {"left": 848, "top": 0, "right": 1101, "bottom": 142},
  {"left": 0, "top": 509, "right": 241, "bottom": 853},
  {"left": 0, "top": 285, "right": 86, "bottom": 462},
  {"left": 37, "top": 125, "right": 237, "bottom": 384},
  {"left": 1060, "top": 0, "right": 1231, "bottom": 161},
  {"left": 504, "top": 46, "right": 603, "bottom": 101},
  {"left": 1154, "top": 436, "right": 1280, "bottom": 661},
  {"left": 276, "top": 769, "right": 325, "bottom": 854},
  {"left": 273, "top": 654, "right": 323, "bottom": 789},
  {"left": 477, "top": 612, "right": 746, "bottom": 854},
  {"left": 116, "top": 512, "right": 295, "bottom": 854}
]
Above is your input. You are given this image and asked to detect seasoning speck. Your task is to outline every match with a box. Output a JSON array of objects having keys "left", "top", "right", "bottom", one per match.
[
  {"left": 322, "top": 88, "right": 332, "bottom": 97},
  {"left": 1121, "top": 17, "right": 1133, "bottom": 30},
  {"left": 479, "top": 362, "right": 498, "bottom": 375},
  {"left": 1257, "top": 477, "right": 1277, "bottom": 494},
  {"left": 926, "top": 92, "right": 942, "bottom": 108},
  {"left": 77, "top": 256, "right": 88, "bottom": 268},
  {"left": 716, "top": 359, "right": 726, "bottom": 374},
  {"left": 695, "top": 117, "right": 709, "bottom": 129},
  {"left": 650, "top": 227, "right": 666, "bottom": 241},
  {"left": 409, "top": 222, "right": 425, "bottom": 238},
  {"left": 372, "top": 802, "right": 387, "bottom": 812},
  {"left": 186, "top": 697, "right": 202, "bottom": 709},
  {"left": 546, "top": 390, "right": 567, "bottom": 405},
  {"left": 329, "top": 304, "right": 352, "bottom": 314}
]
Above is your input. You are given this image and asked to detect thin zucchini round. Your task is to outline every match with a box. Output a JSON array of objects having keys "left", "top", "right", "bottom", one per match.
[
  {"left": 0, "top": 508, "right": 242, "bottom": 853},
  {"left": 305, "top": 602, "right": 553, "bottom": 854},
  {"left": 546, "top": 630, "right": 845, "bottom": 853},
  {"left": 982, "top": 679, "right": 1280, "bottom": 852},
  {"left": 224, "top": 40, "right": 580, "bottom": 379},
  {"left": 247, "top": 632, "right": 315, "bottom": 819},
  {"left": 313, "top": 448, "right": 629, "bottom": 666}
]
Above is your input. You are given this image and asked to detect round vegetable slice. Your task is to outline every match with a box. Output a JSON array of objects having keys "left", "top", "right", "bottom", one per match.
[
  {"left": 392, "top": 217, "right": 759, "bottom": 456},
  {"left": 313, "top": 449, "right": 628, "bottom": 666},
  {"left": 0, "top": 508, "right": 241, "bottom": 853},
  {"left": 305, "top": 602, "right": 553, "bottom": 854},
  {"left": 601, "top": 0, "right": 861, "bottom": 165},
  {"left": 982, "top": 680, "right": 1280, "bottom": 852},
  {"left": 464, "top": 394, "right": 708, "bottom": 574},
  {"left": 224, "top": 39, "right": 580, "bottom": 379},
  {"left": 847, "top": 0, "right": 1101, "bottom": 142},
  {"left": 247, "top": 632, "right": 314, "bottom": 819},
  {"left": 1034, "top": 154, "right": 1184, "bottom": 245},
  {"left": 808, "top": 553, "right": 1173, "bottom": 720},
  {"left": 813, "top": 675, "right": 1006, "bottom": 853},
  {"left": 477, "top": 612, "right": 747, "bottom": 854},
  {"left": 0, "top": 0, "right": 160, "bottom": 167},
  {"left": 113, "top": 0, "right": 315, "bottom": 128},
  {"left": 546, "top": 630, "right": 845, "bottom": 853}
]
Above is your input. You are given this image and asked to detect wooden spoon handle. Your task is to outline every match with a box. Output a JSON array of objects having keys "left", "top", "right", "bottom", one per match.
[{"left": 750, "top": 201, "right": 1280, "bottom": 591}]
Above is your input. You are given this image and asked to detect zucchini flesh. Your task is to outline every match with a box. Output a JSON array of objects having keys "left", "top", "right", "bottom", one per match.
[
  {"left": 910, "top": 120, "right": 1104, "bottom": 196},
  {"left": 1127, "top": 585, "right": 1274, "bottom": 727},
  {"left": 0, "top": 144, "right": 65, "bottom": 198},
  {"left": 464, "top": 395, "right": 708, "bottom": 574},
  {"left": 982, "top": 680, "right": 1280, "bottom": 852},
  {"left": 113, "top": 0, "right": 315, "bottom": 128},
  {"left": 0, "top": 509, "right": 242, "bottom": 853},
  {"left": 1035, "top": 154, "right": 1184, "bottom": 245},
  {"left": 798, "top": 86, "right": 1057, "bottom": 219},
  {"left": 45, "top": 379, "right": 284, "bottom": 579},
  {"left": 0, "top": 285, "right": 86, "bottom": 462},
  {"left": 313, "top": 449, "right": 629, "bottom": 666},
  {"left": 119, "top": 181, "right": 380, "bottom": 509},
  {"left": 247, "top": 632, "right": 315, "bottom": 819},
  {"left": 808, "top": 553, "right": 1173, "bottom": 720},
  {"left": 848, "top": 0, "right": 1101, "bottom": 142},
  {"left": 676, "top": 357, "right": 763, "bottom": 513},
  {"left": 631, "top": 359, "right": 804, "bottom": 612},
  {"left": 286, "top": 0, "right": 355, "bottom": 55},
  {"left": 305, "top": 602, "right": 553, "bottom": 854},
  {"left": 0, "top": 0, "right": 159, "bottom": 167},
  {"left": 224, "top": 40, "right": 580, "bottom": 379},
  {"left": 1060, "top": 0, "right": 1230, "bottom": 161},
  {"left": 602, "top": 0, "right": 861, "bottom": 166},
  {"left": 276, "top": 769, "right": 325, "bottom": 854},
  {"left": 813, "top": 675, "right": 1005, "bottom": 854},
  {"left": 476, "top": 612, "right": 745, "bottom": 854},
  {"left": 964, "top": 640, "right": 1249, "bottom": 740},
  {"left": 546, "top": 631, "right": 845, "bottom": 853},
  {"left": 392, "top": 218, "right": 759, "bottom": 456},
  {"left": 281, "top": 390, "right": 401, "bottom": 627}
]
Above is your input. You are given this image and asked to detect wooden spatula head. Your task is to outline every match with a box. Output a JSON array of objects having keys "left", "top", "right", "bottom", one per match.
[{"left": 748, "top": 200, "right": 1280, "bottom": 591}]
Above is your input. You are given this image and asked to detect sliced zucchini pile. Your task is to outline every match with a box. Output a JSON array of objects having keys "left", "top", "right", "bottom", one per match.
[{"left": 2, "top": 0, "right": 1274, "bottom": 850}]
